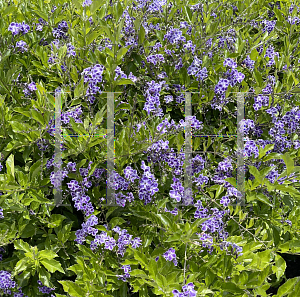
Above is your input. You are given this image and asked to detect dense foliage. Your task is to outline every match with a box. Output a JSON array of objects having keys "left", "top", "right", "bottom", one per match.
[{"left": 0, "top": 0, "right": 300, "bottom": 296}]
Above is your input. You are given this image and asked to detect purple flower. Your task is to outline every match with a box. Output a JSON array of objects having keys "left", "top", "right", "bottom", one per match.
[
  {"left": 82, "top": 0, "right": 92, "bottom": 7},
  {"left": 163, "top": 248, "right": 177, "bottom": 266}
]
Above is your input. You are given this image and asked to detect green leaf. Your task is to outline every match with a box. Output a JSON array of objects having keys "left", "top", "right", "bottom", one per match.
[
  {"left": 224, "top": 177, "right": 237, "bottom": 187},
  {"left": 176, "top": 132, "right": 185, "bottom": 152},
  {"left": 259, "top": 144, "right": 274, "bottom": 159},
  {"left": 275, "top": 277, "right": 300, "bottom": 297},
  {"left": 215, "top": 185, "right": 224, "bottom": 199},
  {"left": 29, "top": 160, "right": 43, "bottom": 180},
  {"left": 282, "top": 152, "right": 295, "bottom": 176},
  {"left": 138, "top": 25, "right": 145, "bottom": 44},
  {"left": 41, "top": 258, "right": 64, "bottom": 273},
  {"left": 117, "top": 47, "right": 129, "bottom": 61},
  {"left": 254, "top": 68, "right": 263, "bottom": 86},
  {"left": 48, "top": 214, "right": 66, "bottom": 228},
  {"left": 14, "top": 239, "right": 31, "bottom": 253},
  {"left": 14, "top": 258, "right": 31, "bottom": 274},
  {"left": 86, "top": 30, "right": 102, "bottom": 45},
  {"left": 275, "top": 185, "right": 300, "bottom": 197},
  {"left": 6, "top": 154, "right": 14, "bottom": 178},
  {"left": 133, "top": 250, "right": 148, "bottom": 268},
  {"left": 273, "top": 253, "right": 286, "bottom": 280},
  {"left": 155, "top": 214, "right": 173, "bottom": 231},
  {"left": 255, "top": 193, "right": 273, "bottom": 207},
  {"left": 38, "top": 266, "right": 51, "bottom": 288},
  {"left": 58, "top": 280, "right": 86, "bottom": 297},
  {"left": 165, "top": 233, "right": 182, "bottom": 242},
  {"left": 109, "top": 217, "right": 126, "bottom": 229},
  {"left": 116, "top": 78, "right": 134, "bottom": 85},
  {"left": 130, "top": 269, "right": 148, "bottom": 278},
  {"left": 90, "top": 0, "right": 104, "bottom": 14},
  {"left": 248, "top": 166, "right": 263, "bottom": 184},
  {"left": 115, "top": 1, "right": 124, "bottom": 20},
  {"left": 262, "top": 152, "right": 282, "bottom": 162},
  {"left": 74, "top": 79, "right": 84, "bottom": 98},
  {"left": 38, "top": 250, "right": 58, "bottom": 260}
]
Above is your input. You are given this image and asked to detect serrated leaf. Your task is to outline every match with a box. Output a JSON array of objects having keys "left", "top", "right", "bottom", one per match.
[
  {"left": 38, "top": 250, "right": 58, "bottom": 260},
  {"left": 14, "top": 239, "right": 31, "bottom": 253},
  {"left": 59, "top": 280, "right": 86, "bottom": 297},
  {"left": 41, "top": 258, "right": 64, "bottom": 273},
  {"left": 14, "top": 258, "right": 30, "bottom": 274}
]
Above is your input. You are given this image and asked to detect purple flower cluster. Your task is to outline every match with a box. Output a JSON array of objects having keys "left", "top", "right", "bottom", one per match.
[
  {"left": 117, "top": 265, "right": 131, "bottom": 282},
  {"left": 37, "top": 280, "right": 55, "bottom": 295},
  {"left": 52, "top": 21, "right": 69, "bottom": 39},
  {"left": 67, "top": 166, "right": 95, "bottom": 217},
  {"left": 147, "top": 0, "right": 166, "bottom": 13},
  {"left": 66, "top": 43, "right": 76, "bottom": 58},
  {"left": 187, "top": 57, "right": 208, "bottom": 81},
  {"left": 0, "top": 270, "right": 16, "bottom": 295},
  {"left": 138, "top": 161, "right": 159, "bottom": 204},
  {"left": 220, "top": 241, "right": 243, "bottom": 257},
  {"left": 0, "top": 207, "right": 4, "bottom": 219},
  {"left": 263, "top": 44, "right": 280, "bottom": 67},
  {"left": 8, "top": 21, "right": 30, "bottom": 36},
  {"left": 178, "top": 116, "right": 203, "bottom": 131},
  {"left": 113, "top": 226, "right": 142, "bottom": 256},
  {"left": 88, "top": 224, "right": 142, "bottom": 254},
  {"left": 143, "top": 80, "right": 164, "bottom": 115},
  {"left": 172, "top": 282, "right": 197, "bottom": 297},
  {"left": 82, "top": 0, "right": 92, "bottom": 7},
  {"left": 47, "top": 105, "right": 83, "bottom": 136},
  {"left": 287, "top": 16, "right": 300, "bottom": 25},
  {"left": 262, "top": 20, "right": 276, "bottom": 34},
  {"left": 82, "top": 64, "right": 105, "bottom": 103},
  {"left": 146, "top": 139, "right": 170, "bottom": 163},
  {"left": 35, "top": 18, "right": 48, "bottom": 31},
  {"left": 23, "top": 82, "right": 37, "bottom": 97},
  {"left": 244, "top": 138, "right": 259, "bottom": 158},
  {"left": 50, "top": 168, "right": 69, "bottom": 191},
  {"left": 223, "top": 58, "right": 237, "bottom": 69},
  {"left": 253, "top": 94, "right": 269, "bottom": 111},
  {"left": 183, "top": 40, "right": 195, "bottom": 53},
  {"left": 163, "top": 248, "right": 177, "bottom": 266},
  {"left": 146, "top": 54, "right": 165, "bottom": 66},
  {"left": 15, "top": 41, "right": 28, "bottom": 53},
  {"left": 169, "top": 177, "right": 184, "bottom": 202},
  {"left": 242, "top": 55, "right": 255, "bottom": 71},
  {"left": 164, "top": 27, "right": 186, "bottom": 44},
  {"left": 165, "top": 207, "right": 178, "bottom": 216},
  {"left": 224, "top": 67, "right": 245, "bottom": 87},
  {"left": 114, "top": 66, "right": 137, "bottom": 82},
  {"left": 211, "top": 157, "right": 234, "bottom": 188},
  {"left": 193, "top": 174, "right": 209, "bottom": 188}
]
